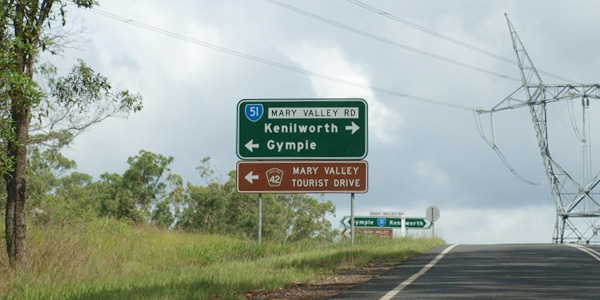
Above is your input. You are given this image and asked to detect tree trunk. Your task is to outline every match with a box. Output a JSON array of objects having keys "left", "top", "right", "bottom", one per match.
[
  {"left": 5, "top": 100, "right": 30, "bottom": 267},
  {"left": 4, "top": 174, "right": 15, "bottom": 263},
  {"left": 4, "top": 42, "right": 36, "bottom": 267}
]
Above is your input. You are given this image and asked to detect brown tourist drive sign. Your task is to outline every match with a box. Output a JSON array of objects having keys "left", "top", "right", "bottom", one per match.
[{"left": 237, "top": 161, "right": 368, "bottom": 193}]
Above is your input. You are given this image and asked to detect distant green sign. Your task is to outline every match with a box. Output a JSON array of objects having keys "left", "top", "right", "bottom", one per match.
[
  {"left": 340, "top": 216, "right": 431, "bottom": 229},
  {"left": 237, "top": 99, "right": 368, "bottom": 160}
]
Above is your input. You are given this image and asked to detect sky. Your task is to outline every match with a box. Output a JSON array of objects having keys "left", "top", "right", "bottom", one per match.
[{"left": 46, "top": 0, "right": 600, "bottom": 244}]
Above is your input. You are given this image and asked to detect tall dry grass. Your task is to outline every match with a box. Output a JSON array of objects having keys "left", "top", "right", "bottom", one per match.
[{"left": 0, "top": 218, "right": 443, "bottom": 299}]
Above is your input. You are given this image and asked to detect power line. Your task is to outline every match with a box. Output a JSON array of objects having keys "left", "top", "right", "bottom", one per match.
[
  {"left": 82, "top": 7, "right": 475, "bottom": 112},
  {"left": 347, "top": 0, "right": 513, "bottom": 63},
  {"left": 266, "top": 0, "right": 521, "bottom": 82},
  {"left": 346, "top": 0, "right": 578, "bottom": 84},
  {"left": 473, "top": 110, "right": 544, "bottom": 185}
]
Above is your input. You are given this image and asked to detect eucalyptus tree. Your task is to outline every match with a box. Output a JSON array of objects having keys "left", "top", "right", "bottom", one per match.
[
  {"left": 0, "top": 0, "right": 142, "bottom": 267},
  {"left": 122, "top": 150, "right": 173, "bottom": 217}
]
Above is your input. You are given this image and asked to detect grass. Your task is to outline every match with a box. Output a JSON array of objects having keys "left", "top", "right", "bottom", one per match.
[{"left": 0, "top": 218, "right": 444, "bottom": 300}]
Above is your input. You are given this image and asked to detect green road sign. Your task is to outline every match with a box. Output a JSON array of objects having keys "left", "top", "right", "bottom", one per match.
[
  {"left": 340, "top": 216, "right": 431, "bottom": 229},
  {"left": 237, "top": 98, "right": 368, "bottom": 160}
]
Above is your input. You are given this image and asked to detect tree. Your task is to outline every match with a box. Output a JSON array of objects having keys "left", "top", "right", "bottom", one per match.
[
  {"left": 177, "top": 159, "right": 337, "bottom": 242},
  {"left": 282, "top": 194, "right": 336, "bottom": 243},
  {"left": 153, "top": 173, "right": 186, "bottom": 228},
  {"left": 48, "top": 171, "right": 97, "bottom": 223},
  {"left": 1, "top": 1, "right": 142, "bottom": 267},
  {"left": 95, "top": 172, "right": 140, "bottom": 222},
  {"left": 122, "top": 150, "right": 173, "bottom": 219},
  {"left": 27, "top": 147, "right": 76, "bottom": 207}
]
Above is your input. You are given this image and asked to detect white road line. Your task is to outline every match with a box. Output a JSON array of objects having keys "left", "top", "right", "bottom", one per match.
[
  {"left": 379, "top": 244, "right": 459, "bottom": 300},
  {"left": 567, "top": 244, "right": 600, "bottom": 262}
]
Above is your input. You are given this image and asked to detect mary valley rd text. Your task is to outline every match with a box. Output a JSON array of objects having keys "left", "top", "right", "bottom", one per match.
[{"left": 268, "top": 107, "right": 359, "bottom": 119}]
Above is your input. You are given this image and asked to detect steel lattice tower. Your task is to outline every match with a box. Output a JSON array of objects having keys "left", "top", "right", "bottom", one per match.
[{"left": 479, "top": 15, "right": 600, "bottom": 244}]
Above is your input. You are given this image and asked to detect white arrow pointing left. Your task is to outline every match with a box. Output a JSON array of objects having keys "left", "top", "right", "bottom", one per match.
[
  {"left": 345, "top": 122, "right": 360, "bottom": 135},
  {"left": 341, "top": 216, "right": 351, "bottom": 228},
  {"left": 245, "top": 171, "right": 259, "bottom": 184},
  {"left": 245, "top": 139, "right": 259, "bottom": 152}
]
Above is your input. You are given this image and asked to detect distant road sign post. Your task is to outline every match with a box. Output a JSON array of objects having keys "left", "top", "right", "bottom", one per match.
[
  {"left": 427, "top": 205, "right": 441, "bottom": 237},
  {"left": 370, "top": 211, "right": 404, "bottom": 217},
  {"left": 340, "top": 216, "right": 431, "bottom": 229},
  {"left": 237, "top": 98, "right": 368, "bottom": 160},
  {"left": 426, "top": 206, "right": 440, "bottom": 222},
  {"left": 342, "top": 228, "right": 392, "bottom": 238}
]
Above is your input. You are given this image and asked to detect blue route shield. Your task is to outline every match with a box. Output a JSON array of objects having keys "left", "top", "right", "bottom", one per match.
[
  {"left": 377, "top": 218, "right": 386, "bottom": 227},
  {"left": 245, "top": 104, "right": 264, "bottom": 122}
]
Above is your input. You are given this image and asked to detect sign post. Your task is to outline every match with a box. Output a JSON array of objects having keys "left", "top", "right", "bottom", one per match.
[
  {"left": 258, "top": 194, "right": 262, "bottom": 244},
  {"left": 401, "top": 215, "right": 406, "bottom": 238},
  {"left": 351, "top": 193, "right": 355, "bottom": 246},
  {"left": 426, "top": 205, "right": 440, "bottom": 237},
  {"left": 236, "top": 98, "right": 369, "bottom": 245}
]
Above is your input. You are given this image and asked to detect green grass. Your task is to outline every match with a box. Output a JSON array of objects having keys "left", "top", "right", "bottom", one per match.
[{"left": 0, "top": 218, "right": 444, "bottom": 300}]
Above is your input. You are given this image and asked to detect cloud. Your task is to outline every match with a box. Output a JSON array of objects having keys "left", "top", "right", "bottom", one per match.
[
  {"left": 436, "top": 204, "right": 556, "bottom": 244},
  {"left": 413, "top": 160, "right": 450, "bottom": 188},
  {"left": 55, "top": 0, "right": 600, "bottom": 244},
  {"left": 284, "top": 42, "right": 401, "bottom": 144}
]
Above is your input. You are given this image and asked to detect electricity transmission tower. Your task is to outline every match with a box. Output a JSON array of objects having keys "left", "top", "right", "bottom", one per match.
[{"left": 478, "top": 15, "right": 600, "bottom": 244}]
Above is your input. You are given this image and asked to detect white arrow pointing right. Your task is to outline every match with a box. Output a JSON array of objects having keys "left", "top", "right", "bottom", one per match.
[
  {"left": 423, "top": 219, "right": 432, "bottom": 229},
  {"left": 345, "top": 122, "right": 360, "bottom": 135},
  {"left": 245, "top": 171, "right": 259, "bottom": 184}
]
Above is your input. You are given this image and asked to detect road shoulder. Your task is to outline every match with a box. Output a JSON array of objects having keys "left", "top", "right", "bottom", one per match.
[{"left": 244, "top": 245, "right": 451, "bottom": 300}]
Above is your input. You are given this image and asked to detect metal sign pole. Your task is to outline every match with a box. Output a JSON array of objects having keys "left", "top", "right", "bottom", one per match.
[
  {"left": 431, "top": 207, "right": 435, "bottom": 238},
  {"left": 258, "top": 193, "right": 263, "bottom": 244},
  {"left": 401, "top": 215, "right": 406, "bottom": 238},
  {"left": 351, "top": 193, "right": 355, "bottom": 246},
  {"left": 426, "top": 205, "right": 440, "bottom": 238}
]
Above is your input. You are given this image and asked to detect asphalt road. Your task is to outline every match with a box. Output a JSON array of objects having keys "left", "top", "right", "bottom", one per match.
[{"left": 330, "top": 244, "right": 600, "bottom": 299}]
